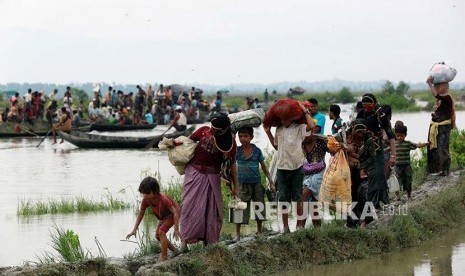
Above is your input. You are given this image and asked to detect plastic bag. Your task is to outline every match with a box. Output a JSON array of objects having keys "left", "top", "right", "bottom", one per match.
[
  {"left": 319, "top": 136, "right": 352, "bottom": 213},
  {"left": 228, "top": 108, "right": 265, "bottom": 133},
  {"left": 387, "top": 167, "right": 400, "bottom": 193},
  {"left": 430, "top": 62, "right": 457, "bottom": 84}
]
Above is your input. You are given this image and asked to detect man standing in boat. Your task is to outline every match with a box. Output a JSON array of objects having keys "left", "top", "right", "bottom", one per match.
[{"left": 169, "top": 106, "right": 187, "bottom": 131}]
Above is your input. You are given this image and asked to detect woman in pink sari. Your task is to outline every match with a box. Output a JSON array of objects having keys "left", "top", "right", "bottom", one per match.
[{"left": 179, "top": 113, "right": 239, "bottom": 250}]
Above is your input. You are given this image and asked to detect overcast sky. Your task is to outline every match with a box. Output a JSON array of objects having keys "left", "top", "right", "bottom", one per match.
[{"left": 0, "top": 0, "right": 463, "bottom": 85}]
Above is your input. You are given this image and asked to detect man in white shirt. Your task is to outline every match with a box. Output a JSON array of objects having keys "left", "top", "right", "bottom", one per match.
[{"left": 264, "top": 102, "right": 315, "bottom": 234}]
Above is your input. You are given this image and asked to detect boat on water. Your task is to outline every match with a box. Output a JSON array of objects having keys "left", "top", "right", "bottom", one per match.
[
  {"left": 0, "top": 121, "right": 52, "bottom": 138},
  {"left": 90, "top": 123, "right": 157, "bottom": 132},
  {"left": 75, "top": 123, "right": 158, "bottom": 132},
  {"left": 58, "top": 125, "right": 195, "bottom": 149}
]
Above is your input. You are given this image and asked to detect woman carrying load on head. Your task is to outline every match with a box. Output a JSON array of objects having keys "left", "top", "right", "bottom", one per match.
[
  {"left": 178, "top": 113, "right": 239, "bottom": 251},
  {"left": 426, "top": 77, "right": 456, "bottom": 176},
  {"left": 356, "top": 93, "right": 395, "bottom": 209}
]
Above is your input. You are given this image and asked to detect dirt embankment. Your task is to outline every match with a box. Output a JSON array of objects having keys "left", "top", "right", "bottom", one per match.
[{"left": 2, "top": 171, "right": 464, "bottom": 276}]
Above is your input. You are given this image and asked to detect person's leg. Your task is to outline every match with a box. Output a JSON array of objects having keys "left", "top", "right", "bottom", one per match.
[
  {"left": 405, "top": 165, "right": 413, "bottom": 201},
  {"left": 277, "top": 169, "right": 290, "bottom": 233},
  {"left": 297, "top": 187, "right": 312, "bottom": 228},
  {"left": 290, "top": 167, "right": 304, "bottom": 230},
  {"left": 158, "top": 230, "right": 168, "bottom": 261},
  {"left": 235, "top": 223, "right": 242, "bottom": 241},
  {"left": 252, "top": 184, "right": 266, "bottom": 234},
  {"left": 52, "top": 126, "right": 57, "bottom": 144}
]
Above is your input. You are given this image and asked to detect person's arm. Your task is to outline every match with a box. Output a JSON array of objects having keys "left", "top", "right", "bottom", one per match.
[
  {"left": 426, "top": 76, "right": 438, "bottom": 97},
  {"left": 172, "top": 114, "right": 180, "bottom": 125},
  {"left": 126, "top": 204, "right": 146, "bottom": 239},
  {"left": 299, "top": 102, "right": 316, "bottom": 132},
  {"left": 416, "top": 141, "right": 430, "bottom": 148},
  {"left": 263, "top": 125, "right": 277, "bottom": 150},
  {"left": 168, "top": 205, "right": 181, "bottom": 240},
  {"left": 260, "top": 160, "right": 275, "bottom": 192}
]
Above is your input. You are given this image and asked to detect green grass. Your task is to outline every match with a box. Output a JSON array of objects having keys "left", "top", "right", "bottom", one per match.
[
  {"left": 17, "top": 195, "right": 131, "bottom": 216},
  {"left": 36, "top": 225, "right": 89, "bottom": 264}
]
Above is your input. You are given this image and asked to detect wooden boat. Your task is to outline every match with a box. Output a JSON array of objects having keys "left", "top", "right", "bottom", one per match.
[
  {"left": 0, "top": 121, "right": 52, "bottom": 138},
  {"left": 86, "top": 123, "right": 157, "bottom": 132},
  {"left": 58, "top": 126, "right": 195, "bottom": 149}
]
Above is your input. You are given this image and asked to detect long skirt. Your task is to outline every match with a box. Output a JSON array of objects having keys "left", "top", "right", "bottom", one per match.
[
  {"left": 367, "top": 149, "right": 390, "bottom": 208},
  {"left": 180, "top": 164, "right": 223, "bottom": 245},
  {"left": 427, "top": 124, "right": 451, "bottom": 174}
]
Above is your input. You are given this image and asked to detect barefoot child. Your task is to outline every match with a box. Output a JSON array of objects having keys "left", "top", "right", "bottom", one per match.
[
  {"left": 394, "top": 125, "right": 429, "bottom": 201},
  {"left": 126, "top": 176, "right": 181, "bottom": 262},
  {"left": 234, "top": 127, "right": 275, "bottom": 241}
]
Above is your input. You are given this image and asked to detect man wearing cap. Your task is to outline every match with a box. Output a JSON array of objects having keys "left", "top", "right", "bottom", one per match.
[{"left": 169, "top": 106, "right": 187, "bottom": 131}]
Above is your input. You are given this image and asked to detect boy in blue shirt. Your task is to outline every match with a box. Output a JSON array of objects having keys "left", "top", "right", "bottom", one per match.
[
  {"left": 234, "top": 127, "right": 275, "bottom": 241},
  {"left": 308, "top": 98, "right": 326, "bottom": 135}
]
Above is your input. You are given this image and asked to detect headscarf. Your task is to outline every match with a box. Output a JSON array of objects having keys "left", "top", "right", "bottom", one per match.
[{"left": 211, "top": 113, "right": 233, "bottom": 152}]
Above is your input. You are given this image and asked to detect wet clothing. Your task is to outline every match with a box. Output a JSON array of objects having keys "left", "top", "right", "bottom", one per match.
[{"left": 140, "top": 193, "right": 180, "bottom": 241}]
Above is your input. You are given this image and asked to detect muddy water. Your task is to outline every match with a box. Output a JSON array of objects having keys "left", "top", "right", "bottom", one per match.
[
  {"left": 1, "top": 106, "right": 464, "bottom": 266},
  {"left": 281, "top": 225, "right": 465, "bottom": 276}
]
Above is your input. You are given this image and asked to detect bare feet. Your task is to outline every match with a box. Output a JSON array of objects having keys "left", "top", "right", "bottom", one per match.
[
  {"left": 158, "top": 255, "right": 167, "bottom": 262},
  {"left": 52, "top": 142, "right": 57, "bottom": 145},
  {"left": 59, "top": 140, "right": 64, "bottom": 144}
]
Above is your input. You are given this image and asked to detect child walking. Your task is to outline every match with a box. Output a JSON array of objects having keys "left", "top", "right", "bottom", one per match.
[
  {"left": 264, "top": 102, "right": 315, "bottom": 233},
  {"left": 394, "top": 125, "right": 429, "bottom": 202},
  {"left": 126, "top": 176, "right": 182, "bottom": 262},
  {"left": 234, "top": 127, "right": 275, "bottom": 241}
]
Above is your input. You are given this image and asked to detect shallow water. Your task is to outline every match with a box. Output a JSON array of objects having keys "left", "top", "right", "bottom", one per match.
[
  {"left": 280, "top": 225, "right": 465, "bottom": 276},
  {"left": 1, "top": 105, "right": 464, "bottom": 266}
]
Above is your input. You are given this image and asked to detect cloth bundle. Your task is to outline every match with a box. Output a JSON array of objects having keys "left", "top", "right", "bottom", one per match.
[
  {"left": 303, "top": 161, "right": 326, "bottom": 175},
  {"left": 430, "top": 62, "right": 457, "bottom": 84},
  {"left": 262, "top": 99, "right": 310, "bottom": 127},
  {"left": 159, "top": 136, "right": 197, "bottom": 175},
  {"left": 228, "top": 108, "right": 265, "bottom": 133}
]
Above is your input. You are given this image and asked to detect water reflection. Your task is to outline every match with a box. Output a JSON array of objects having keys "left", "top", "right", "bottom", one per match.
[{"left": 280, "top": 226, "right": 465, "bottom": 276}]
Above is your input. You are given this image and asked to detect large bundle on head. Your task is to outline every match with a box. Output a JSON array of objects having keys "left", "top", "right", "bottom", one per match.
[
  {"left": 430, "top": 61, "right": 457, "bottom": 84},
  {"left": 228, "top": 108, "right": 265, "bottom": 133},
  {"left": 262, "top": 99, "right": 310, "bottom": 127}
]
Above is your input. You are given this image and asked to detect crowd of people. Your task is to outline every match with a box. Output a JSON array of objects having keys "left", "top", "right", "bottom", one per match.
[
  {"left": 127, "top": 76, "right": 456, "bottom": 262},
  {"left": 0, "top": 85, "right": 215, "bottom": 132}
]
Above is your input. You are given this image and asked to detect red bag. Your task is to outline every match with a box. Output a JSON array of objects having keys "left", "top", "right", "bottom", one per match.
[{"left": 263, "top": 99, "right": 310, "bottom": 127}]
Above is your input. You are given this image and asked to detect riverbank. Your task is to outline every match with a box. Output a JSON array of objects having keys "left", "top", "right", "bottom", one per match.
[{"left": 1, "top": 170, "right": 464, "bottom": 276}]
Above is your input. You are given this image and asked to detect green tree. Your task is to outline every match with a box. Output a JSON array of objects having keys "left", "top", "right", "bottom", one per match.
[
  {"left": 395, "top": 81, "right": 410, "bottom": 95},
  {"left": 336, "top": 87, "right": 355, "bottom": 103},
  {"left": 382, "top": 81, "right": 396, "bottom": 95}
]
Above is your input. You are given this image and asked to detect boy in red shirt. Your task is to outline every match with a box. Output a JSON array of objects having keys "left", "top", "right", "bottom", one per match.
[{"left": 126, "top": 177, "right": 181, "bottom": 262}]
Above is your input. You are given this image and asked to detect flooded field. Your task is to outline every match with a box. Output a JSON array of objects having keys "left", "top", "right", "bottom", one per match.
[{"left": 1, "top": 106, "right": 464, "bottom": 266}]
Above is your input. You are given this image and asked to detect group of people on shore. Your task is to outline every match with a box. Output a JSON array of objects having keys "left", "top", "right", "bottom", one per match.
[{"left": 126, "top": 77, "right": 456, "bottom": 261}]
